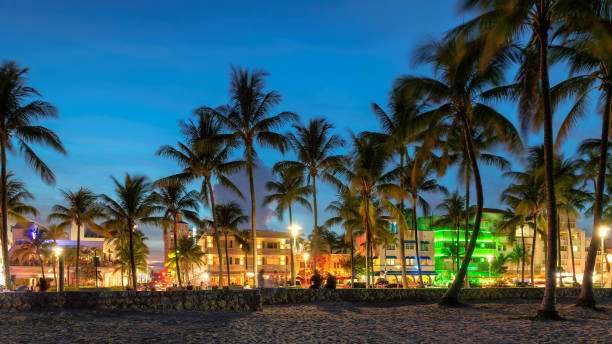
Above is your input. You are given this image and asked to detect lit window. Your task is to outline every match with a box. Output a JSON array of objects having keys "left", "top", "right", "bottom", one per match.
[
  {"left": 257, "top": 241, "right": 261, "bottom": 249},
  {"left": 240, "top": 257, "right": 244, "bottom": 265},
  {"left": 207, "top": 254, "right": 213, "bottom": 265}
]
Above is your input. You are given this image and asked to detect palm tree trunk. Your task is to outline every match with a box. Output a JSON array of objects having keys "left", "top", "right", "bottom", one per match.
[
  {"left": 53, "top": 257, "right": 57, "bottom": 289},
  {"left": 579, "top": 86, "right": 611, "bottom": 307},
  {"left": 567, "top": 212, "right": 577, "bottom": 284},
  {"left": 224, "top": 232, "right": 231, "bottom": 286},
  {"left": 76, "top": 223, "right": 81, "bottom": 288},
  {"left": 455, "top": 222, "right": 460, "bottom": 274},
  {"left": 398, "top": 153, "right": 408, "bottom": 289},
  {"left": 39, "top": 253, "right": 46, "bottom": 280},
  {"left": 412, "top": 205, "right": 423, "bottom": 287},
  {"left": 163, "top": 226, "right": 169, "bottom": 265},
  {"left": 289, "top": 206, "right": 296, "bottom": 286},
  {"left": 530, "top": 217, "right": 538, "bottom": 287},
  {"left": 0, "top": 139, "right": 11, "bottom": 290},
  {"left": 206, "top": 179, "right": 223, "bottom": 287},
  {"left": 537, "top": 28, "right": 560, "bottom": 319},
  {"left": 312, "top": 175, "right": 318, "bottom": 274},
  {"left": 129, "top": 221, "right": 138, "bottom": 290},
  {"left": 363, "top": 195, "right": 371, "bottom": 289},
  {"left": 557, "top": 215, "right": 562, "bottom": 287},
  {"left": 464, "top": 170, "right": 470, "bottom": 287},
  {"left": 520, "top": 225, "right": 525, "bottom": 285},
  {"left": 246, "top": 155, "right": 258, "bottom": 287},
  {"left": 350, "top": 233, "right": 354, "bottom": 287},
  {"left": 440, "top": 116, "right": 483, "bottom": 306},
  {"left": 172, "top": 220, "right": 182, "bottom": 287}
]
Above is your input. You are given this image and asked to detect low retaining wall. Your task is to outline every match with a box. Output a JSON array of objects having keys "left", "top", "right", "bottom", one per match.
[
  {"left": 1, "top": 288, "right": 611, "bottom": 312},
  {"left": 0, "top": 290, "right": 262, "bottom": 312},
  {"left": 260, "top": 287, "right": 612, "bottom": 305}
]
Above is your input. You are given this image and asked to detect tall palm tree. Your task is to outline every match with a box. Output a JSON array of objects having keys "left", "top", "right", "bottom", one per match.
[
  {"left": 213, "top": 67, "right": 297, "bottom": 286},
  {"left": 100, "top": 174, "right": 160, "bottom": 290},
  {"left": 150, "top": 181, "right": 200, "bottom": 288},
  {"left": 275, "top": 118, "right": 344, "bottom": 273},
  {"left": 498, "top": 206, "right": 529, "bottom": 285},
  {"left": 436, "top": 190, "right": 466, "bottom": 274},
  {"left": 48, "top": 188, "right": 105, "bottom": 288},
  {"left": 0, "top": 61, "right": 66, "bottom": 288},
  {"left": 395, "top": 35, "right": 521, "bottom": 305},
  {"left": 113, "top": 229, "right": 149, "bottom": 285},
  {"left": 233, "top": 229, "right": 252, "bottom": 284},
  {"left": 458, "top": 0, "right": 606, "bottom": 318},
  {"left": 157, "top": 108, "right": 244, "bottom": 268},
  {"left": 508, "top": 245, "right": 527, "bottom": 285},
  {"left": 368, "top": 98, "right": 421, "bottom": 288},
  {"left": 209, "top": 202, "right": 249, "bottom": 286},
  {"left": 332, "top": 134, "right": 395, "bottom": 288},
  {"left": 2, "top": 172, "right": 38, "bottom": 222},
  {"left": 264, "top": 166, "right": 311, "bottom": 285}
]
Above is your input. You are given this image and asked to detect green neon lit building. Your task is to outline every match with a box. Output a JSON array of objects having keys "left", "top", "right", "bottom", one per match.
[{"left": 418, "top": 209, "right": 509, "bottom": 285}]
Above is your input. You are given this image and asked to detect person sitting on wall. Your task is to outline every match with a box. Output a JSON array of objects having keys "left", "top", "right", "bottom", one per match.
[
  {"left": 324, "top": 272, "right": 337, "bottom": 289},
  {"left": 310, "top": 270, "right": 322, "bottom": 289}
]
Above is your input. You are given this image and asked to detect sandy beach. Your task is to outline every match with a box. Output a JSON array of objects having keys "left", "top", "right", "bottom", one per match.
[{"left": 1, "top": 298, "right": 611, "bottom": 343}]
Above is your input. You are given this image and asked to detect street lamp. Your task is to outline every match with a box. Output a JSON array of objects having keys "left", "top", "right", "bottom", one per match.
[
  {"left": 487, "top": 255, "right": 493, "bottom": 287},
  {"left": 53, "top": 246, "right": 64, "bottom": 292},
  {"left": 288, "top": 224, "right": 301, "bottom": 287},
  {"left": 599, "top": 226, "right": 610, "bottom": 287},
  {"left": 302, "top": 252, "right": 310, "bottom": 285}
]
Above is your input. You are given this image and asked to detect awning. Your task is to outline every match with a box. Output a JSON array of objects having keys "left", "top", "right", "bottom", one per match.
[{"left": 385, "top": 256, "right": 397, "bottom": 259}]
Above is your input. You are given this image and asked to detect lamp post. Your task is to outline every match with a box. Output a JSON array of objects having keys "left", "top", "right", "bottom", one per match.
[
  {"left": 302, "top": 252, "right": 310, "bottom": 286},
  {"left": 288, "top": 224, "right": 301, "bottom": 287},
  {"left": 53, "top": 246, "right": 64, "bottom": 292},
  {"left": 487, "top": 255, "right": 493, "bottom": 287},
  {"left": 599, "top": 226, "right": 609, "bottom": 288}
]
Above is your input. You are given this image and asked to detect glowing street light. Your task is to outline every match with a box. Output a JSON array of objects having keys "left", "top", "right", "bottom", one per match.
[
  {"left": 53, "top": 246, "right": 64, "bottom": 292},
  {"left": 302, "top": 252, "right": 310, "bottom": 284},
  {"left": 600, "top": 226, "right": 610, "bottom": 287},
  {"left": 288, "top": 224, "right": 301, "bottom": 287}
]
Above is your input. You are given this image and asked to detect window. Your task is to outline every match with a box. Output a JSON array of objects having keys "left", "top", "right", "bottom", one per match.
[
  {"left": 257, "top": 241, "right": 262, "bottom": 249},
  {"left": 421, "top": 244, "right": 429, "bottom": 251},
  {"left": 267, "top": 242, "right": 279, "bottom": 249},
  {"left": 386, "top": 245, "right": 396, "bottom": 250},
  {"left": 405, "top": 243, "right": 415, "bottom": 250},
  {"left": 229, "top": 240, "right": 233, "bottom": 248},
  {"left": 229, "top": 257, "right": 233, "bottom": 264}
]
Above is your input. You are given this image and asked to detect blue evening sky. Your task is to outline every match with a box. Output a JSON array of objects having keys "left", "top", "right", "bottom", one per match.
[{"left": 0, "top": 1, "right": 601, "bottom": 262}]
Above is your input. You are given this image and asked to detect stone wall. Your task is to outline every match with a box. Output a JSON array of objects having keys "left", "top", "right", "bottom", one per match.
[
  {"left": 1, "top": 288, "right": 611, "bottom": 312},
  {"left": 261, "top": 287, "right": 612, "bottom": 305},
  {"left": 0, "top": 290, "right": 262, "bottom": 312}
]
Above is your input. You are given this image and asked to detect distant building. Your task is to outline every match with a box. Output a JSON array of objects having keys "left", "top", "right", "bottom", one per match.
[{"left": 163, "top": 214, "right": 191, "bottom": 263}]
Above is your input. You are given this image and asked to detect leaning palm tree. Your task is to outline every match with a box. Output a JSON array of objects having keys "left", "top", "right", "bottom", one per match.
[
  {"left": 0, "top": 61, "right": 66, "bottom": 288},
  {"left": 274, "top": 118, "right": 344, "bottom": 275},
  {"left": 48, "top": 188, "right": 105, "bottom": 288},
  {"left": 209, "top": 202, "right": 249, "bottom": 286},
  {"left": 157, "top": 108, "right": 244, "bottom": 267},
  {"left": 264, "top": 166, "right": 311, "bottom": 285},
  {"left": 150, "top": 181, "right": 200, "bottom": 288},
  {"left": 435, "top": 190, "right": 466, "bottom": 274},
  {"left": 457, "top": 0, "right": 607, "bottom": 318},
  {"left": 100, "top": 174, "right": 160, "bottom": 290},
  {"left": 395, "top": 35, "right": 522, "bottom": 305},
  {"left": 214, "top": 66, "right": 297, "bottom": 286}
]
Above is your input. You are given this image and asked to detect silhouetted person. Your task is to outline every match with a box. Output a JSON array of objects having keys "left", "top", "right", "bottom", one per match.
[
  {"left": 258, "top": 269, "right": 265, "bottom": 288},
  {"left": 310, "top": 270, "right": 322, "bottom": 289},
  {"left": 325, "top": 273, "right": 337, "bottom": 289}
]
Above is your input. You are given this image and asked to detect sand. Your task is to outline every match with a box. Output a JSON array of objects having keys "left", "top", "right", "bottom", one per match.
[{"left": 1, "top": 298, "right": 611, "bottom": 343}]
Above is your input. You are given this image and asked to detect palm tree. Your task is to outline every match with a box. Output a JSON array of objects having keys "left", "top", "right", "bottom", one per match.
[
  {"left": 44, "top": 224, "right": 66, "bottom": 285},
  {"left": 2, "top": 172, "right": 39, "bottom": 222},
  {"left": 166, "top": 235, "right": 204, "bottom": 283},
  {"left": 0, "top": 61, "right": 66, "bottom": 288},
  {"left": 395, "top": 35, "right": 522, "bottom": 304},
  {"left": 332, "top": 134, "right": 395, "bottom": 288},
  {"left": 113, "top": 230, "right": 149, "bottom": 285},
  {"left": 457, "top": 0, "right": 606, "bottom": 319},
  {"left": 508, "top": 245, "right": 526, "bottom": 285},
  {"left": 325, "top": 187, "right": 362, "bottom": 286},
  {"left": 157, "top": 108, "right": 244, "bottom": 268},
  {"left": 233, "top": 229, "right": 252, "bottom": 284},
  {"left": 209, "top": 202, "right": 249, "bottom": 286},
  {"left": 48, "top": 188, "right": 105, "bottom": 288},
  {"left": 150, "top": 181, "right": 199, "bottom": 288},
  {"left": 491, "top": 253, "right": 509, "bottom": 276},
  {"left": 264, "top": 167, "right": 311, "bottom": 285},
  {"left": 100, "top": 174, "right": 160, "bottom": 290},
  {"left": 213, "top": 66, "right": 297, "bottom": 286},
  {"left": 436, "top": 190, "right": 466, "bottom": 274},
  {"left": 11, "top": 227, "right": 51, "bottom": 282},
  {"left": 275, "top": 118, "right": 344, "bottom": 274},
  {"left": 498, "top": 206, "right": 529, "bottom": 285}
]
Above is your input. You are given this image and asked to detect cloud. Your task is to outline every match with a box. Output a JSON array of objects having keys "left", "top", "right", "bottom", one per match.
[{"left": 213, "top": 159, "right": 277, "bottom": 229}]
